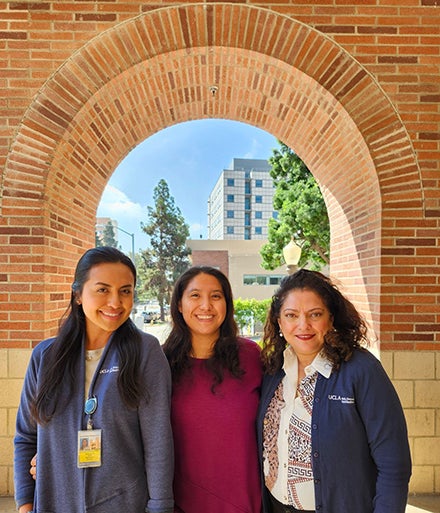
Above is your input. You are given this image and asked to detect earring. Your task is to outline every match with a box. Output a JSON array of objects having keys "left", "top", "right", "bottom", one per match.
[{"left": 279, "top": 330, "right": 284, "bottom": 338}]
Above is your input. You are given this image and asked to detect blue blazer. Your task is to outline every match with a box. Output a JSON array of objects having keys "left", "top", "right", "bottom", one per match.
[{"left": 256, "top": 348, "right": 411, "bottom": 513}]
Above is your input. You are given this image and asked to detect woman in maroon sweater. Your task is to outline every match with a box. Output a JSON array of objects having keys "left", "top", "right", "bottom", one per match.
[{"left": 163, "top": 266, "right": 263, "bottom": 513}]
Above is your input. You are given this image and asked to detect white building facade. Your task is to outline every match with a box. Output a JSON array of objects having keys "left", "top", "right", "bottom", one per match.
[{"left": 208, "top": 158, "right": 275, "bottom": 240}]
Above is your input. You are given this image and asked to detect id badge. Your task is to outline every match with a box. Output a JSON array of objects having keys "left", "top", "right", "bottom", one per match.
[{"left": 77, "top": 429, "right": 102, "bottom": 468}]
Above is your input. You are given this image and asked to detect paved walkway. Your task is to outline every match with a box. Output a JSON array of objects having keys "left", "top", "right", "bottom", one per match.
[
  {"left": 408, "top": 496, "right": 440, "bottom": 513},
  {"left": 1, "top": 495, "right": 439, "bottom": 513}
]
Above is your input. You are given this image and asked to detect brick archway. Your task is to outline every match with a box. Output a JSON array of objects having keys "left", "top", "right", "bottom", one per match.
[
  {"left": 3, "top": 1, "right": 440, "bottom": 497},
  {"left": 2, "top": 3, "right": 421, "bottom": 344}
]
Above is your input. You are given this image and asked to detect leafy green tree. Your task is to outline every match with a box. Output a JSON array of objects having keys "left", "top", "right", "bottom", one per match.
[
  {"left": 261, "top": 142, "right": 330, "bottom": 271},
  {"left": 234, "top": 298, "right": 271, "bottom": 337},
  {"left": 102, "top": 221, "right": 118, "bottom": 248},
  {"left": 140, "top": 179, "right": 191, "bottom": 319}
]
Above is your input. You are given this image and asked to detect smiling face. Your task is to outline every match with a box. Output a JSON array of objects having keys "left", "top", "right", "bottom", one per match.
[
  {"left": 77, "top": 261, "right": 134, "bottom": 347},
  {"left": 178, "top": 272, "right": 227, "bottom": 344},
  {"left": 278, "top": 287, "right": 333, "bottom": 364}
]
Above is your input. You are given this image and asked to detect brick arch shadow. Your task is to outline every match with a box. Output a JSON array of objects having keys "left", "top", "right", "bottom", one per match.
[{"left": 2, "top": 3, "right": 423, "bottom": 343}]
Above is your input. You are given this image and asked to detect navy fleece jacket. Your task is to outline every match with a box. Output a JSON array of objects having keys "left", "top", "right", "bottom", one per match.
[
  {"left": 257, "top": 348, "right": 411, "bottom": 513},
  {"left": 14, "top": 330, "right": 174, "bottom": 513}
]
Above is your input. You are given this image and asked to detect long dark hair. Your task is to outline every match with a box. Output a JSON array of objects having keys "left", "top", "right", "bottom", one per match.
[
  {"left": 261, "top": 269, "right": 368, "bottom": 374},
  {"left": 32, "top": 246, "right": 143, "bottom": 424},
  {"left": 162, "top": 266, "right": 244, "bottom": 390}
]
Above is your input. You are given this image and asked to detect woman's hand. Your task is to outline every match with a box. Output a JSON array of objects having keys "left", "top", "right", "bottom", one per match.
[
  {"left": 29, "top": 453, "right": 37, "bottom": 480},
  {"left": 18, "top": 504, "right": 33, "bottom": 513},
  {"left": 19, "top": 454, "right": 37, "bottom": 512}
]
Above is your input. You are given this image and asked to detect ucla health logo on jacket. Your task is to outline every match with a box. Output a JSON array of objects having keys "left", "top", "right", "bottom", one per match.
[
  {"left": 100, "top": 365, "right": 119, "bottom": 374},
  {"left": 328, "top": 394, "right": 355, "bottom": 404}
]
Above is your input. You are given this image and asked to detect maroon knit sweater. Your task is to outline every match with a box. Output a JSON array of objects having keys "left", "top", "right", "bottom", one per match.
[{"left": 171, "top": 338, "right": 263, "bottom": 513}]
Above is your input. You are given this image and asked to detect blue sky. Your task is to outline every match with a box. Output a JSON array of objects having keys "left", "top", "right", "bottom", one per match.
[{"left": 97, "top": 119, "right": 278, "bottom": 254}]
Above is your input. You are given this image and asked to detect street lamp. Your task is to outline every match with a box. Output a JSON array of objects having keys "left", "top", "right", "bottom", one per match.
[
  {"left": 114, "top": 225, "right": 136, "bottom": 320},
  {"left": 116, "top": 225, "right": 135, "bottom": 262},
  {"left": 283, "top": 238, "right": 302, "bottom": 274}
]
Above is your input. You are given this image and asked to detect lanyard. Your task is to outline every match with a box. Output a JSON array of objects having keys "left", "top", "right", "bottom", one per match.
[{"left": 83, "top": 340, "right": 111, "bottom": 430}]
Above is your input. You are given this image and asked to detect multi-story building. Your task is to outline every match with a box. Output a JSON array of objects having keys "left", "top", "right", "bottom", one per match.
[{"left": 208, "top": 158, "right": 276, "bottom": 240}]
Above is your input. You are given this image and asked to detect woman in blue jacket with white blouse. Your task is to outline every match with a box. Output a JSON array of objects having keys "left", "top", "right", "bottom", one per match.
[
  {"left": 257, "top": 269, "right": 411, "bottom": 513},
  {"left": 14, "top": 247, "right": 174, "bottom": 513}
]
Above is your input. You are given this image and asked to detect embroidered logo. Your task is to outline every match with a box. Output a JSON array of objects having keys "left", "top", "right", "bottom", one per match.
[
  {"left": 100, "top": 365, "right": 119, "bottom": 374},
  {"left": 327, "top": 394, "right": 355, "bottom": 404}
]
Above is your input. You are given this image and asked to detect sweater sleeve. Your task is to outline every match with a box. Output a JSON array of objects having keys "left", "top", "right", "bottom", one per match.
[
  {"left": 14, "top": 342, "right": 47, "bottom": 509},
  {"left": 354, "top": 351, "right": 412, "bottom": 513},
  {"left": 138, "top": 335, "right": 174, "bottom": 513}
]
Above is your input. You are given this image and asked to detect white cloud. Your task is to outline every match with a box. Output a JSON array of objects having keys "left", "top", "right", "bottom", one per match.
[
  {"left": 97, "top": 185, "right": 144, "bottom": 218},
  {"left": 97, "top": 185, "right": 148, "bottom": 252}
]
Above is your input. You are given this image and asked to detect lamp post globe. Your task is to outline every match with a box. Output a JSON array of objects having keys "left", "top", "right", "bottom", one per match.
[{"left": 283, "top": 238, "right": 302, "bottom": 275}]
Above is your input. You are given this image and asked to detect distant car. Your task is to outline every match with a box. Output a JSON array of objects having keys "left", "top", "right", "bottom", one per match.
[
  {"left": 142, "top": 311, "right": 153, "bottom": 323},
  {"left": 142, "top": 311, "right": 160, "bottom": 323}
]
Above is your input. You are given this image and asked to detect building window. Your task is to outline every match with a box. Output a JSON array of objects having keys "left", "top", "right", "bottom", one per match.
[
  {"left": 243, "top": 275, "right": 284, "bottom": 286},
  {"left": 255, "top": 211, "right": 262, "bottom": 219},
  {"left": 273, "top": 211, "right": 279, "bottom": 219},
  {"left": 245, "top": 213, "right": 251, "bottom": 226},
  {"left": 244, "top": 227, "right": 251, "bottom": 240},
  {"left": 255, "top": 195, "right": 263, "bottom": 203},
  {"left": 227, "top": 210, "right": 234, "bottom": 218},
  {"left": 227, "top": 178, "right": 234, "bottom": 186},
  {"left": 245, "top": 198, "right": 251, "bottom": 210},
  {"left": 255, "top": 226, "right": 262, "bottom": 235},
  {"left": 243, "top": 275, "right": 267, "bottom": 285},
  {"left": 227, "top": 194, "right": 234, "bottom": 202},
  {"left": 255, "top": 179, "right": 263, "bottom": 187},
  {"left": 245, "top": 182, "right": 251, "bottom": 194},
  {"left": 226, "top": 226, "right": 234, "bottom": 234}
]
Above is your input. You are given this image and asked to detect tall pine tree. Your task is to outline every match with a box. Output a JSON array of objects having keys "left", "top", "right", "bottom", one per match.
[
  {"left": 102, "top": 221, "right": 118, "bottom": 248},
  {"left": 140, "top": 179, "right": 191, "bottom": 318}
]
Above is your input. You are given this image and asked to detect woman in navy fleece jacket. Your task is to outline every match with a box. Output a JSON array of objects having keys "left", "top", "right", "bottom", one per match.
[
  {"left": 14, "top": 247, "right": 174, "bottom": 513},
  {"left": 257, "top": 269, "right": 411, "bottom": 513}
]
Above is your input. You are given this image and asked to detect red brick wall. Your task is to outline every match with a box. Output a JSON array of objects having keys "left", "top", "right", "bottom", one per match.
[
  {"left": 0, "top": 1, "right": 439, "bottom": 350},
  {"left": 190, "top": 250, "right": 229, "bottom": 277}
]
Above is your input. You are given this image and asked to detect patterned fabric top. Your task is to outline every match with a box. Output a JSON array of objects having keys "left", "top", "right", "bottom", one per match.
[
  {"left": 262, "top": 379, "right": 285, "bottom": 490},
  {"left": 286, "top": 372, "right": 317, "bottom": 506},
  {"left": 262, "top": 348, "right": 332, "bottom": 510}
]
